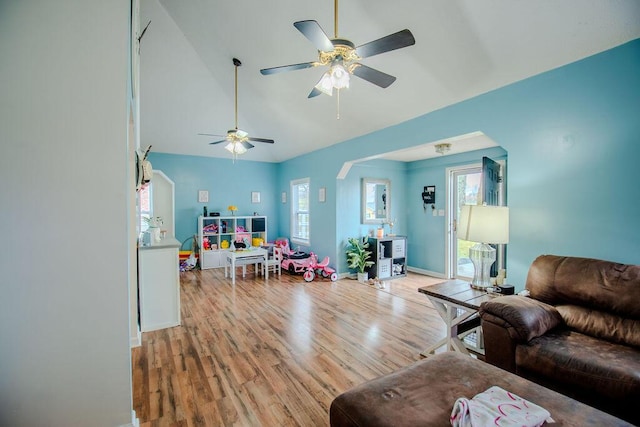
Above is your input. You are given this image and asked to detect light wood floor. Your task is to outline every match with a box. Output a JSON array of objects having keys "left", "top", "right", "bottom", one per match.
[{"left": 132, "top": 268, "right": 445, "bottom": 426}]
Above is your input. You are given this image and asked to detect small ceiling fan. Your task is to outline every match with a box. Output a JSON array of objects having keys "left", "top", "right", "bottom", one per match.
[
  {"left": 260, "top": 0, "right": 415, "bottom": 98},
  {"left": 199, "top": 58, "right": 274, "bottom": 159}
]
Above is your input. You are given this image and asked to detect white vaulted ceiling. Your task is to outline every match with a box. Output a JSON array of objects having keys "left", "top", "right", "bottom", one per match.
[{"left": 139, "top": 0, "right": 640, "bottom": 162}]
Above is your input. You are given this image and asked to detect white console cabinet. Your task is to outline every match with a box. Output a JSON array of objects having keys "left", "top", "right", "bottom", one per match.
[
  {"left": 138, "top": 237, "right": 181, "bottom": 332},
  {"left": 198, "top": 215, "right": 267, "bottom": 269}
]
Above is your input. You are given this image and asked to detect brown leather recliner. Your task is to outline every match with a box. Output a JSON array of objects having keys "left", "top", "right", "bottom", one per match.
[{"left": 479, "top": 254, "right": 640, "bottom": 425}]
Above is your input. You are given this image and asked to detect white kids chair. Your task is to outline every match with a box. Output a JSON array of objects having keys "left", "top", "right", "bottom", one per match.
[{"left": 263, "top": 246, "right": 282, "bottom": 276}]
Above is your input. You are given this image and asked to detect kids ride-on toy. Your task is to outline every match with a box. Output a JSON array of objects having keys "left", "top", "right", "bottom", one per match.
[{"left": 299, "top": 253, "right": 339, "bottom": 282}]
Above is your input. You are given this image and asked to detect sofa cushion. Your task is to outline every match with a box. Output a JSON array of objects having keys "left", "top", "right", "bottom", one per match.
[
  {"left": 516, "top": 330, "right": 640, "bottom": 401},
  {"left": 526, "top": 255, "right": 640, "bottom": 318},
  {"left": 480, "top": 296, "right": 564, "bottom": 342},
  {"left": 556, "top": 304, "right": 640, "bottom": 348}
]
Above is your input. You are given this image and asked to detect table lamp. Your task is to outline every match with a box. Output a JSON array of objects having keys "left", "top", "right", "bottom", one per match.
[{"left": 458, "top": 205, "right": 509, "bottom": 290}]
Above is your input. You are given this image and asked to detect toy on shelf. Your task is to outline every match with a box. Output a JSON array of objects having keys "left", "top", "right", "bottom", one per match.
[
  {"left": 202, "top": 237, "right": 211, "bottom": 250},
  {"left": 202, "top": 223, "right": 218, "bottom": 233}
]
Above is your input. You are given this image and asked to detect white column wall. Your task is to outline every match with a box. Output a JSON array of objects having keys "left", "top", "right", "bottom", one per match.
[{"left": 0, "top": 1, "right": 134, "bottom": 426}]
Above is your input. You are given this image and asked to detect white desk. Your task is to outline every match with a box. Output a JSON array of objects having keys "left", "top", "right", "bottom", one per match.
[{"left": 224, "top": 248, "right": 268, "bottom": 285}]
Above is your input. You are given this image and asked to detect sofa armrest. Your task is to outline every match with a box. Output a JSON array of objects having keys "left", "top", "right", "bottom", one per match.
[
  {"left": 479, "top": 295, "right": 564, "bottom": 342},
  {"left": 479, "top": 296, "right": 564, "bottom": 372}
]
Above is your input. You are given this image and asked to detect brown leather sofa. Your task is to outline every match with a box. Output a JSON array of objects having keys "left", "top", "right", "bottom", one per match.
[{"left": 479, "top": 254, "right": 640, "bottom": 425}]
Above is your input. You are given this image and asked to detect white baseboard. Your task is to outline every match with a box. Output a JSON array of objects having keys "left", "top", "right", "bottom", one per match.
[
  {"left": 130, "top": 328, "right": 141, "bottom": 348},
  {"left": 341, "top": 269, "right": 446, "bottom": 280},
  {"left": 406, "top": 266, "right": 446, "bottom": 279},
  {"left": 119, "top": 410, "right": 139, "bottom": 427}
]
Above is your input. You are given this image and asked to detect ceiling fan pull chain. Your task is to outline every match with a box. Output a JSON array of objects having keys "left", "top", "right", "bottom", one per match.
[
  {"left": 336, "top": 88, "right": 341, "bottom": 120},
  {"left": 334, "top": 0, "right": 339, "bottom": 38}
]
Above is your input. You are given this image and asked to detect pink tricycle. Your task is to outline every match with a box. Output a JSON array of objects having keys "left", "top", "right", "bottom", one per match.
[{"left": 310, "top": 253, "right": 338, "bottom": 282}]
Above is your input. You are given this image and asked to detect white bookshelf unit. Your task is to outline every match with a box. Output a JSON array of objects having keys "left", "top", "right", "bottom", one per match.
[
  {"left": 198, "top": 215, "right": 267, "bottom": 269},
  {"left": 367, "top": 236, "right": 407, "bottom": 280}
]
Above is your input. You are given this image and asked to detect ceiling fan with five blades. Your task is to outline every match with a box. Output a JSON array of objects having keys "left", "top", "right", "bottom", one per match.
[
  {"left": 200, "top": 58, "right": 275, "bottom": 160},
  {"left": 260, "top": 0, "right": 415, "bottom": 98}
]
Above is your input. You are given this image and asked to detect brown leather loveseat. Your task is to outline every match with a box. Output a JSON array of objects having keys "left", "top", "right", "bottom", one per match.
[{"left": 479, "top": 254, "right": 640, "bottom": 425}]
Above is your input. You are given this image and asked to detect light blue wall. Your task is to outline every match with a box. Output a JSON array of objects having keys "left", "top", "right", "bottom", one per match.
[
  {"left": 149, "top": 39, "right": 639, "bottom": 287},
  {"left": 406, "top": 147, "right": 508, "bottom": 274},
  {"left": 335, "top": 160, "right": 408, "bottom": 273},
  {"left": 281, "top": 38, "right": 640, "bottom": 287},
  {"left": 276, "top": 149, "right": 340, "bottom": 263},
  {"left": 147, "top": 153, "right": 279, "bottom": 245}
]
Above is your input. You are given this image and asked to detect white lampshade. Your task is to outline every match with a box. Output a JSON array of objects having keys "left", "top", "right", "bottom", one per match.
[
  {"left": 315, "top": 72, "right": 334, "bottom": 96},
  {"left": 225, "top": 141, "right": 247, "bottom": 155},
  {"left": 330, "top": 64, "right": 350, "bottom": 89},
  {"left": 459, "top": 205, "right": 509, "bottom": 244},
  {"left": 459, "top": 204, "right": 509, "bottom": 289},
  {"left": 314, "top": 64, "right": 351, "bottom": 96}
]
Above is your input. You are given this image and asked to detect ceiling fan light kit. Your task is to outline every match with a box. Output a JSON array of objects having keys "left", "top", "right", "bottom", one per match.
[
  {"left": 198, "top": 58, "right": 275, "bottom": 161},
  {"left": 315, "top": 63, "right": 351, "bottom": 96},
  {"left": 225, "top": 141, "right": 247, "bottom": 155},
  {"left": 260, "top": 0, "right": 415, "bottom": 105}
]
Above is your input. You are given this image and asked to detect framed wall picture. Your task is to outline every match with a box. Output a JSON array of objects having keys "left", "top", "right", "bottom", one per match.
[
  {"left": 319, "top": 187, "right": 326, "bottom": 203},
  {"left": 198, "top": 190, "right": 209, "bottom": 203},
  {"left": 251, "top": 191, "right": 261, "bottom": 204}
]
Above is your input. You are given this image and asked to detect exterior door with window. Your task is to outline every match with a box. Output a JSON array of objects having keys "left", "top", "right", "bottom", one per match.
[
  {"left": 450, "top": 167, "right": 481, "bottom": 279},
  {"left": 448, "top": 158, "right": 505, "bottom": 279}
]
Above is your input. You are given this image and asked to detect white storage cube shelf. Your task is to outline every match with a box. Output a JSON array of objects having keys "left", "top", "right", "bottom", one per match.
[
  {"left": 198, "top": 215, "right": 267, "bottom": 269},
  {"left": 368, "top": 236, "right": 407, "bottom": 280}
]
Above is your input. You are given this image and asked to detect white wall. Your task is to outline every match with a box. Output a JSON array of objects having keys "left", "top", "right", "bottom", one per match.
[
  {"left": 151, "top": 171, "right": 176, "bottom": 237},
  {"left": 0, "top": 1, "right": 134, "bottom": 426}
]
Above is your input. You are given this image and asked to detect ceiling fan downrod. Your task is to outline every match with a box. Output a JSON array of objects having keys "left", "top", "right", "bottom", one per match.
[{"left": 233, "top": 57, "right": 241, "bottom": 130}]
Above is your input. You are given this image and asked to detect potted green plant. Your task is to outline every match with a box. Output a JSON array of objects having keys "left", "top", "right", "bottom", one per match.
[{"left": 346, "top": 237, "right": 375, "bottom": 283}]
